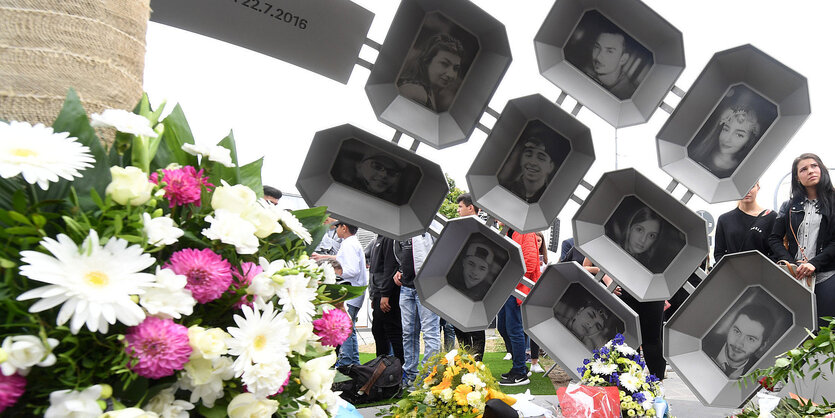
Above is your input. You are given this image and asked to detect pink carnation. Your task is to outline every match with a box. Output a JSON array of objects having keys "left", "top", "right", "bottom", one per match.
[
  {"left": 165, "top": 248, "right": 232, "bottom": 303},
  {"left": 150, "top": 166, "right": 212, "bottom": 208},
  {"left": 313, "top": 308, "right": 353, "bottom": 347},
  {"left": 0, "top": 373, "right": 26, "bottom": 413},
  {"left": 231, "top": 262, "right": 262, "bottom": 309},
  {"left": 125, "top": 317, "right": 192, "bottom": 379}
]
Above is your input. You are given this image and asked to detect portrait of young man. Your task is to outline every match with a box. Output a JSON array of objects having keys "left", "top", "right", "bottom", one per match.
[
  {"left": 707, "top": 303, "right": 773, "bottom": 379},
  {"left": 330, "top": 139, "right": 420, "bottom": 205},
  {"left": 497, "top": 120, "right": 570, "bottom": 203}
]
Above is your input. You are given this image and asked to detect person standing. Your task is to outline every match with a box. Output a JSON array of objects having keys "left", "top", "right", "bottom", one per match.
[
  {"left": 451, "top": 194, "right": 487, "bottom": 361},
  {"left": 714, "top": 183, "right": 776, "bottom": 264},
  {"left": 368, "top": 235, "right": 404, "bottom": 364},
  {"left": 769, "top": 153, "right": 835, "bottom": 329}
]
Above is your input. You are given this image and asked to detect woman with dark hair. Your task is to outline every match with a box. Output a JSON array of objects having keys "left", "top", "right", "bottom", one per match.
[
  {"left": 769, "top": 153, "right": 835, "bottom": 328},
  {"left": 616, "top": 206, "right": 663, "bottom": 271},
  {"left": 398, "top": 33, "right": 465, "bottom": 113},
  {"left": 688, "top": 104, "right": 763, "bottom": 178}
]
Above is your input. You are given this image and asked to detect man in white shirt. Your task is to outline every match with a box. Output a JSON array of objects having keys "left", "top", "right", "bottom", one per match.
[{"left": 312, "top": 221, "right": 366, "bottom": 367}]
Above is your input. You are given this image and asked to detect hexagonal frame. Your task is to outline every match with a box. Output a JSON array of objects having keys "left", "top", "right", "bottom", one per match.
[
  {"left": 572, "top": 168, "right": 708, "bottom": 301},
  {"left": 657, "top": 44, "right": 811, "bottom": 203},
  {"left": 415, "top": 216, "right": 525, "bottom": 331},
  {"left": 467, "top": 94, "right": 595, "bottom": 233},
  {"left": 295, "top": 124, "right": 448, "bottom": 240},
  {"left": 664, "top": 251, "right": 817, "bottom": 408},
  {"left": 534, "top": 0, "right": 685, "bottom": 128},
  {"left": 365, "top": 0, "right": 512, "bottom": 149},
  {"left": 522, "top": 262, "right": 641, "bottom": 381}
]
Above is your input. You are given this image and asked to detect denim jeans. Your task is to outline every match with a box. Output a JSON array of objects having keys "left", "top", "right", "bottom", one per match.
[
  {"left": 400, "top": 286, "right": 441, "bottom": 385},
  {"left": 440, "top": 318, "right": 456, "bottom": 352},
  {"left": 497, "top": 296, "right": 527, "bottom": 375},
  {"left": 336, "top": 304, "right": 360, "bottom": 367}
]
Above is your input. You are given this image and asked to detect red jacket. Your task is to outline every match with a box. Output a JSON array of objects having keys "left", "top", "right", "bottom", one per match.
[{"left": 512, "top": 231, "right": 541, "bottom": 305}]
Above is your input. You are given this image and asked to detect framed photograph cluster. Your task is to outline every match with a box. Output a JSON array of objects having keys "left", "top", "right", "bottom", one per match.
[
  {"left": 467, "top": 94, "right": 595, "bottom": 233},
  {"left": 295, "top": 124, "right": 448, "bottom": 240},
  {"left": 534, "top": 0, "right": 684, "bottom": 128},
  {"left": 657, "top": 44, "right": 811, "bottom": 203},
  {"left": 572, "top": 168, "right": 708, "bottom": 301},
  {"left": 522, "top": 262, "right": 641, "bottom": 381},
  {"left": 365, "top": 0, "right": 512, "bottom": 149},
  {"left": 664, "top": 251, "right": 817, "bottom": 408},
  {"left": 414, "top": 216, "right": 525, "bottom": 331}
]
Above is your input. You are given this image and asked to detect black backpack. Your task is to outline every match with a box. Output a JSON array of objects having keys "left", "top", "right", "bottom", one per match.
[{"left": 333, "top": 355, "right": 402, "bottom": 404}]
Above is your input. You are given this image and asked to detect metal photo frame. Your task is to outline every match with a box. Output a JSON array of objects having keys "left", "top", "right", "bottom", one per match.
[
  {"left": 295, "top": 124, "right": 448, "bottom": 240},
  {"left": 534, "top": 0, "right": 684, "bottom": 128},
  {"left": 467, "top": 94, "right": 595, "bottom": 233},
  {"left": 664, "top": 251, "right": 817, "bottom": 408},
  {"left": 572, "top": 168, "right": 708, "bottom": 301},
  {"left": 522, "top": 262, "right": 641, "bottom": 381},
  {"left": 657, "top": 44, "right": 811, "bottom": 204},
  {"left": 365, "top": 0, "right": 512, "bottom": 149},
  {"left": 415, "top": 216, "right": 525, "bottom": 331}
]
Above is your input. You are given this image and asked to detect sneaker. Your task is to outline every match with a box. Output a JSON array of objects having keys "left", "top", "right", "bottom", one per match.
[
  {"left": 502, "top": 353, "right": 512, "bottom": 360},
  {"left": 531, "top": 363, "right": 545, "bottom": 374},
  {"left": 499, "top": 373, "right": 530, "bottom": 386}
]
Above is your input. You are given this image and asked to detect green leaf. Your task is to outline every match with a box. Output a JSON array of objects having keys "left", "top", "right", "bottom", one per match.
[
  {"left": 6, "top": 211, "right": 31, "bottom": 225},
  {"left": 239, "top": 157, "right": 264, "bottom": 198},
  {"left": 198, "top": 403, "right": 229, "bottom": 418},
  {"left": 0, "top": 178, "right": 21, "bottom": 211},
  {"left": 160, "top": 105, "right": 198, "bottom": 167},
  {"left": 211, "top": 131, "right": 241, "bottom": 186}
]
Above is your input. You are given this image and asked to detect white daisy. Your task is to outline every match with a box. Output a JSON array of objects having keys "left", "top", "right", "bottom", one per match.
[
  {"left": 0, "top": 121, "right": 95, "bottom": 189},
  {"left": 590, "top": 360, "right": 617, "bottom": 375},
  {"left": 226, "top": 303, "right": 291, "bottom": 376},
  {"left": 277, "top": 209, "right": 312, "bottom": 244},
  {"left": 275, "top": 274, "right": 317, "bottom": 324},
  {"left": 90, "top": 109, "right": 158, "bottom": 138},
  {"left": 619, "top": 372, "right": 643, "bottom": 392},
  {"left": 16, "top": 230, "right": 156, "bottom": 334},
  {"left": 615, "top": 343, "right": 638, "bottom": 356}
]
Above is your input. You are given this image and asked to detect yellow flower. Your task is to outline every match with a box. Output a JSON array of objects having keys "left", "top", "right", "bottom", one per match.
[
  {"left": 453, "top": 384, "right": 472, "bottom": 406},
  {"left": 431, "top": 378, "right": 452, "bottom": 395},
  {"left": 424, "top": 366, "right": 438, "bottom": 384}
]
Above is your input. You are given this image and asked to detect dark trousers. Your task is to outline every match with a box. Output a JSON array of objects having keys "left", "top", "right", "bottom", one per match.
[
  {"left": 454, "top": 327, "right": 485, "bottom": 361},
  {"left": 621, "top": 292, "right": 666, "bottom": 379},
  {"left": 816, "top": 276, "right": 835, "bottom": 330},
  {"left": 371, "top": 294, "right": 404, "bottom": 364}
]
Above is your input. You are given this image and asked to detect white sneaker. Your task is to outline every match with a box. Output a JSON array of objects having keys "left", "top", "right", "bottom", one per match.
[
  {"left": 503, "top": 353, "right": 512, "bottom": 360},
  {"left": 531, "top": 363, "right": 545, "bottom": 374}
]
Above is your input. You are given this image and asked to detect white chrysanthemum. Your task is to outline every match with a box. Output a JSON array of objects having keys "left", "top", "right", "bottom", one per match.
[
  {"left": 615, "top": 343, "right": 638, "bottom": 356},
  {"left": 90, "top": 109, "right": 157, "bottom": 138},
  {"left": 182, "top": 144, "right": 234, "bottom": 167},
  {"left": 320, "top": 261, "right": 337, "bottom": 285},
  {"left": 466, "top": 390, "right": 483, "bottom": 407},
  {"left": 0, "top": 334, "right": 59, "bottom": 376},
  {"left": 619, "top": 372, "right": 642, "bottom": 393},
  {"left": 590, "top": 360, "right": 617, "bottom": 375},
  {"left": 17, "top": 231, "right": 155, "bottom": 334},
  {"left": 202, "top": 209, "right": 259, "bottom": 254},
  {"left": 179, "top": 356, "right": 235, "bottom": 408},
  {"left": 241, "top": 357, "right": 291, "bottom": 398},
  {"left": 146, "top": 387, "right": 194, "bottom": 418},
  {"left": 0, "top": 121, "right": 95, "bottom": 189},
  {"left": 44, "top": 384, "right": 104, "bottom": 418},
  {"left": 140, "top": 267, "right": 196, "bottom": 319},
  {"left": 440, "top": 388, "right": 454, "bottom": 402},
  {"left": 461, "top": 372, "right": 486, "bottom": 389},
  {"left": 143, "top": 213, "right": 184, "bottom": 247},
  {"left": 277, "top": 209, "right": 312, "bottom": 244},
  {"left": 276, "top": 274, "right": 318, "bottom": 324},
  {"left": 226, "top": 303, "right": 291, "bottom": 376}
]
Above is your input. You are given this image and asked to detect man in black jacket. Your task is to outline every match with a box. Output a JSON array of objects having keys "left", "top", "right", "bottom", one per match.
[{"left": 368, "top": 235, "right": 404, "bottom": 363}]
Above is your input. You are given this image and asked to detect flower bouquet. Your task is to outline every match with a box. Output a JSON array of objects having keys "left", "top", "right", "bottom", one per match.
[
  {"left": 574, "top": 334, "right": 665, "bottom": 417},
  {"left": 385, "top": 349, "right": 516, "bottom": 418},
  {"left": 0, "top": 89, "right": 363, "bottom": 417}
]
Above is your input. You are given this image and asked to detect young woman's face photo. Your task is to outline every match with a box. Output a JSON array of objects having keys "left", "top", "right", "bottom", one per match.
[
  {"left": 626, "top": 219, "right": 660, "bottom": 255},
  {"left": 520, "top": 145, "right": 555, "bottom": 183},
  {"left": 357, "top": 158, "right": 399, "bottom": 194},
  {"left": 462, "top": 255, "right": 489, "bottom": 288},
  {"left": 718, "top": 119, "right": 753, "bottom": 156},
  {"left": 427, "top": 50, "right": 461, "bottom": 90},
  {"left": 569, "top": 306, "right": 606, "bottom": 338}
]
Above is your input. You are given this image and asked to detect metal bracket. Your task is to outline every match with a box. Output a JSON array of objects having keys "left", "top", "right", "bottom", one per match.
[
  {"left": 485, "top": 106, "right": 501, "bottom": 119},
  {"left": 410, "top": 138, "right": 420, "bottom": 152},
  {"left": 356, "top": 58, "right": 373, "bottom": 71},
  {"left": 570, "top": 194, "right": 584, "bottom": 205},
  {"left": 680, "top": 189, "right": 694, "bottom": 204},
  {"left": 556, "top": 91, "right": 568, "bottom": 105},
  {"left": 671, "top": 85, "right": 686, "bottom": 98},
  {"left": 513, "top": 288, "right": 527, "bottom": 301},
  {"left": 363, "top": 37, "right": 382, "bottom": 51},
  {"left": 476, "top": 123, "right": 491, "bottom": 135},
  {"left": 580, "top": 179, "right": 594, "bottom": 191},
  {"left": 666, "top": 179, "right": 679, "bottom": 194},
  {"left": 660, "top": 102, "right": 675, "bottom": 114},
  {"left": 571, "top": 102, "right": 583, "bottom": 116},
  {"left": 391, "top": 130, "right": 402, "bottom": 144}
]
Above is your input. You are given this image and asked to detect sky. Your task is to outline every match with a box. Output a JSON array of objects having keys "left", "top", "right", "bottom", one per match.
[{"left": 143, "top": 0, "right": 835, "bottom": 244}]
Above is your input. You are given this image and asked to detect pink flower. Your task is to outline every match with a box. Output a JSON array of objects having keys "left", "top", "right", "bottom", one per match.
[
  {"left": 150, "top": 166, "right": 212, "bottom": 208},
  {"left": 125, "top": 317, "right": 192, "bottom": 379},
  {"left": 165, "top": 248, "right": 232, "bottom": 304},
  {"left": 277, "top": 370, "right": 291, "bottom": 394},
  {"left": 0, "top": 373, "right": 26, "bottom": 413},
  {"left": 313, "top": 308, "right": 353, "bottom": 347},
  {"left": 231, "top": 262, "right": 262, "bottom": 309}
]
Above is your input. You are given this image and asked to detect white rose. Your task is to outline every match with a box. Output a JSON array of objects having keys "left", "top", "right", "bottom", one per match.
[
  {"left": 211, "top": 183, "right": 256, "bottom": 214},
  {"left": 99, "top": 408, "right": 160, "bottom": 418},
  {"left": 1, "top": 335, "right": 58, "bottom": 376},
  {"left": 142, "top": 213, "right": 184, "bottom": 247},
  {"left": 299, "top": 353, "right": 337, "bottom": 395},
  {"left": 202, "top": 209, "right": 259, "bottom": 254},
  {"left": 286, "top": 321, "right": 313, "bottom": 355},
  {"left": 188, "top": 326, "right": 229, "bottom": 360},
  {"left": 227, "top": 393, "right": 278, "bottom": 418},
  {"left": 241, "top": 200, "right": 282, "bottom": 238},
  {"left": 106, "top": 166, "right": 153, "bottom": 206},
  {"left": 45, "top": 385, "right": 103, "bottom": 418},
  {"left": 146, "top": 388, "right": 194, "bottom": 418}
]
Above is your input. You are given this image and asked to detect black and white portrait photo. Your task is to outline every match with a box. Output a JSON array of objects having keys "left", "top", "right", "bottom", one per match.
[
  {"left": 396, "top": 12, "right": 480, "bottom": 113},
  {"left": 703, "top": 287, "right": 792, "bottom": 379},
  {"left": 448, "top": 234, "right": 509, "bottom": 301},
  {"left": 687, "top": 84, "right": 778, "bottom": 179},
  {"left": 553, "top": 283, "right": 625, "bottom": 351},
  {"left": 496, "top": 119, "right": 571, "bottom": 203},
  {"left": 563, "top": 10, "right": 653, "bottom": 100},
  {"left": 604, "top": 196, "right": 685, "bottom": 274},
  {"left": 330, "top": 138, "right": 421, "bottom": 205}
]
